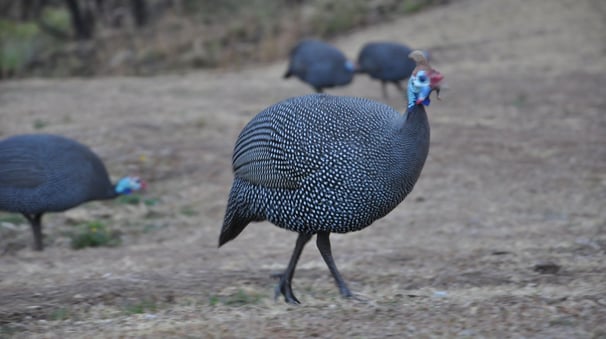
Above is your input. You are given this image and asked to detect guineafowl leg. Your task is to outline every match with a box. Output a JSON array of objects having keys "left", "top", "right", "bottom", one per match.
[
  {"left": 316, "top": 231, "right": 352, "bottom": 298},
  {"left": 274, "top": 232, "right": 312, "bottom": 304},
  {"left": 24, "top": 213, "right": 44, "bottom": 251}
]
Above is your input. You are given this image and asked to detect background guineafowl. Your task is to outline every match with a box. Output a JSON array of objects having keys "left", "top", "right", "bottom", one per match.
[
  {"left": 220, "top": 51, "right": 444, "bottom": 303},
  {"left": 0, "top": 134, "right": 146, "bottom": 251},
  {"left": 283, "top": 39, "right": 355, "bottom": 93},
  {"left": 357, "top": 42, "right": 426, "bottom": 98}
]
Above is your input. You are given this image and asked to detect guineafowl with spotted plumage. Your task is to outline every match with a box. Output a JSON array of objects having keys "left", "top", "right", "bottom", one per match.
[
  {"left": 219, "top": 51, "right": 444, "bottom": 303},
  {"left": 283, "top": 39, "right": 355, "bottom": 93},
  {"left": 357, "top": 42, "right": 427, "bottom": 98},
  {"left": 0, "top": 134, "right": 146, "bottom": 251}
]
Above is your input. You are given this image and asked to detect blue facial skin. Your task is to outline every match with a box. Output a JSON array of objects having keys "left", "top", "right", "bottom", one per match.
[
  {"left": 418, "top": 85, "right": 432, "bottom": 105},
  {"left": 115, "top": 177, "right": 139, "bottom": 195},
  {"left": 407, "top": 70, "right": 432, "bottom": 109},
  {"left": 115, "top": 178, "right": 131, "bottom": 195},
  {"left": 344, "top": 60, "right": 355, "bottom": 72}
]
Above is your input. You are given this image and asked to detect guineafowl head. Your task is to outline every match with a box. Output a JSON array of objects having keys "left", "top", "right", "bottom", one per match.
[
  {"left": 407, "top": 50, "right": 444, "bottom": 108},
  {"left": 114, "top": 176, "right": 146, "bottom": 195},
  {"left": 344, "top": 60, "right": 355, "bottom": 73}
]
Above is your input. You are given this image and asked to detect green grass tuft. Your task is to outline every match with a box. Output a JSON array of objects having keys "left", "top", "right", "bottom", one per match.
[
  {"left": 116, "top": 194, "right": 142, "bottom": 205},
  {"left": 69, "top": 220, "right": 121, "bottom": 249},
  {"left": 0, "top": 213, "right": 26, "bottom": 225},
  {"left": 115, "top": 194, "right": 158, "bottom": 206},
  {"left": 33, "top": 119, "right": 48, "bottom": 129},
  {"left": 180, "top": 206, "right": 198, "bottom": 216},
  {"left": 400, "top": 0, "right": 431, "bottom": 14},
  {"left": 49, "top": 307, "right": 71, "bottom": 321},
  {"left": 123, "top": 298, "right": 158, "bottom": 315},
  {"left": 0, "top": 325, "right": 19, "bottom": 337},
  {"left": 144, "top": 197, "right": 160, "bottom": 206},
  {"left": 209, "top": 289, "right": 263, "bottom": 306}
]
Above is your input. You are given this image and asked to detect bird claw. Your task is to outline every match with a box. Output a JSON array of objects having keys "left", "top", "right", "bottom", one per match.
[
  {"left": 272, "top": 272, "right": 301, "bottom": 304},
  {"left": 348, "top": 293, "right": 369, "bottom": 303},
  {"left": 339, "top": 286, "right": 353, "bottom": 298},
  {"left": 275, "top": 286, "right": 301, "bottom": 304}
]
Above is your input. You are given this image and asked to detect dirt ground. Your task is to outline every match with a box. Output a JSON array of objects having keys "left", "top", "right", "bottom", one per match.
[{"left": 0, "top": 0, "right": 605, "bottom": 337}]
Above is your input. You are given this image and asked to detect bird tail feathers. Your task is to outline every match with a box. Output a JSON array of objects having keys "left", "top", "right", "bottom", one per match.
[
  {"left": 219, "top": 209, "right": 251, "bottom": 247},
  {"left": 218, "top": 185, "right": 259, "bottom": 247}
]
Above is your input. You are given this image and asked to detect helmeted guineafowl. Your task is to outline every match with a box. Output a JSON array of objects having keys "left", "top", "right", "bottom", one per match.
[
  {"left": 283, "top": 39, "right": 355, "bottom": 93},
  {"left": 357, "top": 42, "right": 427, "bottom": 98},
  {"left": 219, "top": 51, "right": 444, "bottom": 303},
  {"left": 0, "top": 134, "right": 146, "bottom": 251}
]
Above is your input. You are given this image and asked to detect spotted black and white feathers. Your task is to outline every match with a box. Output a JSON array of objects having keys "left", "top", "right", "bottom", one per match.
[
  {"left": 221, "top": 94, "right": 429, "bottom": 244},
  {"left": 221, "top": 50, "right": 442, "bottom": 303}
]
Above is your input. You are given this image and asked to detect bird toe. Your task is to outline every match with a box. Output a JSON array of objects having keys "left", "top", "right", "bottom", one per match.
[{"left": 274, "top": 276, "right": 301, "bottom": 304}]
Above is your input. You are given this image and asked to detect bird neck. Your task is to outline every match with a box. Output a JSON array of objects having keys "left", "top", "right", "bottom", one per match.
[
  {"left": 401, "top": 103, "right": 430, "bottom": 136},
  {"left": 87, "top": 184, "right": 120, "bottom": 202},
  {"left": 106, "top": 186, "right": 121, "bottom": 200},
  {"left": 392, "top": 103, "right": 431, "bottom": 192},
  {"left": 400, "top": 104, "right": 430, "bottom": 161}
]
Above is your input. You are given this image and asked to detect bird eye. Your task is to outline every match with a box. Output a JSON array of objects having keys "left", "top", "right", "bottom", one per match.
[{"left": 418, "top": 74, "right": 427, "bottom": 82}]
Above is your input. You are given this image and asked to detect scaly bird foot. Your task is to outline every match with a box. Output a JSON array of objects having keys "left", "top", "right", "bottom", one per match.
[
  {"left": 339, "top": 285, "right": 353, "bottom": 298},
  {"left": 272, "top": 272, "right": 301, "bottom": 304}
]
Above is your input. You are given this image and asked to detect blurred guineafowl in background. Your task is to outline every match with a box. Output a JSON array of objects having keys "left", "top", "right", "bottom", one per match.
[
  {"left": 220, "top": 51, "right": 444, "bottom": 303},
  {"left": 357, "top": 42, "right": 426, "bottom": 98},
  {"left": 283, "top": 39, "right": 355, "bottom": 93},
  {"left": 0, "top": 134, "right": 146, "bottom": 251}
]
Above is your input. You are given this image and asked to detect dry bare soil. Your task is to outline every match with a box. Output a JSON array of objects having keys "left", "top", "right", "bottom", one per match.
[{"left": 0, "top": 0, "right": 605, "bottom": 337}]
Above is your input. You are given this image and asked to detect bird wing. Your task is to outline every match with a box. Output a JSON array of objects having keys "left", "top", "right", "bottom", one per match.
[
  {"left": 0, "top": 147, "right": 46, "bottom": 188},
  {"left": 232, "top": 111, "right": 321, "bottom": 189}
]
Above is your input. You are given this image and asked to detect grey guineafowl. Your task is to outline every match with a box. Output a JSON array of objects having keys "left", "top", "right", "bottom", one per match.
[
  {"left": 0, "top": 134, "right": 146, "bottom": 251},
  {"left": 284, "top": 39, "right": 355, "bottom": 93},
  {"left": 220, "top": 51, "right": 444, "bottom": 303},
  {"left": 357, "top": 42, "right": 426, "bottom": 98}
]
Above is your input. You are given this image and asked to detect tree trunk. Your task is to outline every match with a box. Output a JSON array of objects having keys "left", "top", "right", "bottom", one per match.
[
  {"left": 130, "top": 0, "right": 147, "bottom": 28},
  {"left": 64, "top": 0, "right": 95, "bottom": 40}
]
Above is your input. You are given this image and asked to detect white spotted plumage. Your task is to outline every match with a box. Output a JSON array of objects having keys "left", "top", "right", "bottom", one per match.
[{"left": 222, "top": 93, "right": 430, "bottom": 237}]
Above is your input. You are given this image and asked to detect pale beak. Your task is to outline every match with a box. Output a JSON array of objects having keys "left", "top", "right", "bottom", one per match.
[{"left": 416, "top": 85, "right": 433, "bottom": 104}]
